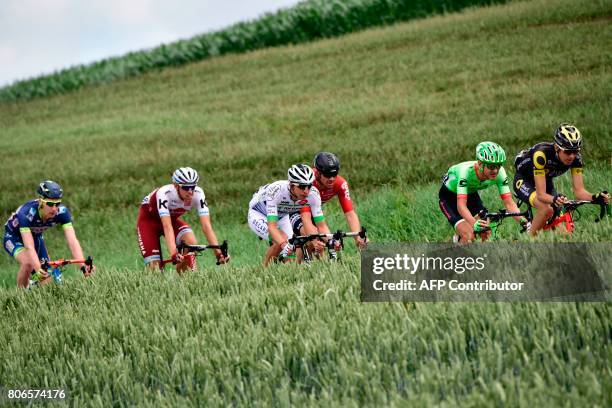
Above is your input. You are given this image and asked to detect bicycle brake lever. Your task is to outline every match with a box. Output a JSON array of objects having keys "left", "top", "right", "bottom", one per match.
[
  {"left": 220, "top": 240, "right": 229, "bottom": 257},
  {"left": 359, "top": 226, "right": 367, "bottom": 239}
]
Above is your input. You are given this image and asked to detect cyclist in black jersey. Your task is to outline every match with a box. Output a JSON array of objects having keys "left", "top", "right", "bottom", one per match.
[{"left": 513, "top": 123, "right": 609, "bottom": 235}]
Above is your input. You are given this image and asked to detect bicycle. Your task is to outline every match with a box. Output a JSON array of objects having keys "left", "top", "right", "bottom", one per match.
[
  {"left": 283, "top": 227, "right": 368, "bottom": 263},
  {"left": 529, "top": 192, "right": 609, "bottom": 234},
  {"left": 160, "top": 240, "right": 229, "bottom": 268},
  {"left": 476, "top": 209, "right": 530, "bottom": 240},
  {"left": 30, "top": 256, "right": 94, "bottom": 287}
]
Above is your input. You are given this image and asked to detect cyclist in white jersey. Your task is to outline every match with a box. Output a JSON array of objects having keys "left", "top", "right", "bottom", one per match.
[{"left": 248, "top": 164, "right": 332, "bottom": 266}]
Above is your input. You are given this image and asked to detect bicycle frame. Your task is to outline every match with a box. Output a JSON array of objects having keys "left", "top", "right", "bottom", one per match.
[{"left": 543, "top": 210, "right": 574, "bottom": 233}]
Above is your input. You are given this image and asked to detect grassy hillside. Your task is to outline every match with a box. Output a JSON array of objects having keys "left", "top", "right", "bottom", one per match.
[
  {"left": 0, "top": 0, "right": 509, "bottom": 102},
  {"left": 0, "top": 0, "right": 610, "bottom": 405}
]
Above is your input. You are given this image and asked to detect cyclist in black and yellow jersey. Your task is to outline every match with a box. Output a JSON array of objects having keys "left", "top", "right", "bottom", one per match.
[{"left": 513, "top": 123, "right": 609, "bottom": 235}]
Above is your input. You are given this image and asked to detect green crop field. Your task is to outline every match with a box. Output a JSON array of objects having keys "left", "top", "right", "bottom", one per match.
[{"left": 0, "top": 0, "right": 610, "bottom": 405}]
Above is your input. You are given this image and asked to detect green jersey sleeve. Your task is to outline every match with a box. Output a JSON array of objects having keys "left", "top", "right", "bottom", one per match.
[{"left": 496, "top": 167, "right": 511, "bottom": 197}]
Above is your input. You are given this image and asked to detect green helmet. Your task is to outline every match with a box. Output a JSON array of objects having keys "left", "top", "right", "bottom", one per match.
[{"left": 476, "top": 141, "right": 506, "bottom": 165}]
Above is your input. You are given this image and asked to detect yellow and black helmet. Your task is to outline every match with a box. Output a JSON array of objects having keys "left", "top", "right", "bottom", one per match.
[{"left": 554, "top": 123, "right": 582, "bottom": 150}]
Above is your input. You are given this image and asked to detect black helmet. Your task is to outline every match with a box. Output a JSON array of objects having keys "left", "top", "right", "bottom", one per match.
[
  {"left": 554, "top": 123, "right": 582, "bottom": 150},
  {"left": 37, "top": 180, "right": 63, "bottom": 200},
  {"left": 313, "top": 152, "right": 340, "bottom": 176}
]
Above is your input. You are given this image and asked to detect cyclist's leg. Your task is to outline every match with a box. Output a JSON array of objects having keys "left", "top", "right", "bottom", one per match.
[
  {"left": 34, "top": 235, "right": 53, "bottom": 286},
  {"left": 467, "top": 193, "right": 491, "bottom": 241},
  {"left": 439, "top": 185, "right": 474, "bottom": 243},
  {"left": 248, "top": 209, "right": 285, "bottom": 265},
  {"left": 136, "top": 207, "right": 163, "bottom": 270},
  {"left": 173, "top": 218, "right": 195, "bottom": 272},
  {"left": 272, "top": 215, "right": 294, "bottom": 264},
  {"left": 4, "top": 228, "right": 34, "bottom": 287},
  {"left": 515, "top": 175, "right": 553, "bottom": 235},
  {"left": 290, "top": 212, "right": 304, "bottom": 236},
  {"left": 248, "top": 209, "right": 269, "bottom": 240},
  {"left": 289, "top": 212, "right": 308, "bottom": 262}
]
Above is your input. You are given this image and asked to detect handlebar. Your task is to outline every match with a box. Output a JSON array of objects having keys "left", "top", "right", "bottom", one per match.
[
  {"left": 178, "top": 240, "right": 228, "bottom": 257},
  {"left": 163, "top": 240, "right": 229, "bottom": 266},
  {"left": 552, "top": 190, "right": 609, "bottom": 222},
  {"left": 478, "top": 209, "right": 529, "bottom": 223},
  {"left": 289, "top": 227, "right": 367, "bottom": 248},
  {"left": 543, "top": 190, "right": 608, "bottom": 227},
  {"left": 42, "top": 255, "right": 94, "bottom": 271}
]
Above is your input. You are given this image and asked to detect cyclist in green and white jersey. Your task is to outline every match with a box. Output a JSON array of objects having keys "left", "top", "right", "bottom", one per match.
[
  {"left": 248, "top": 164, "right": 333, "bottom": 266},
  {"left": 438, "top": 142, "right": 527, "bottom": 243}
]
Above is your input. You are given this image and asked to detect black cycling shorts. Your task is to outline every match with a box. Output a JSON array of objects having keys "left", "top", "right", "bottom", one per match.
[
  {"left": 290, "top": 212, "right": 315, "bottom": 236},
  {"left": 438, "top": 184, "right": 487, "bottom": 228},
  {"left": 513, "top": 173, "right": 556, "bottom": 207}
]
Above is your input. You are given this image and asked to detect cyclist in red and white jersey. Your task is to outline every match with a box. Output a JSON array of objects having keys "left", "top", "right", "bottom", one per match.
[
  {"left": 248, "top": 164, "right": 333, "bottom": 266},
  {"left": 292, "top": 152, "right": 368, "bottom": 249},
  {"left": 137, "top": 167, "right": 229, "bottom": 272}
]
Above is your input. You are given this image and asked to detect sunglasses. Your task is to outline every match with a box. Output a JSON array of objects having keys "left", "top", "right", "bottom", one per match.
[
  {"left": 321, "top": 172, "right": 337, "bottom": 178},
  {"left": 293, "top": 184, "right": 312, "bottom": 190},
  {"left": 560, "top": 149, "right": 580, "bottom": 155},
  {"left": 179, "top": 185, "right": 197, "bottom": 191},
  {"left": 485, "top": 164, "right": 501, "bottom": 170},
  {"left": 43, "top": 200, "right": 62, "bottom": 207}
]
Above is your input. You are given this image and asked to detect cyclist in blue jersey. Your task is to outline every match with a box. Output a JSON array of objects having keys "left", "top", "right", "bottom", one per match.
[{"left": 3, "top": 181, "right": 95, "bottom": 288}]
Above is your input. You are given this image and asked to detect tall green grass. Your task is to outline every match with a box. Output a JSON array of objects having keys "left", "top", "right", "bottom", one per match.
[
  {"left": 0, "top": 0, "right": 610, "bottom": 404},
  {"left": 1, "top": 264, "right": 610, "bottom": 405},
  {"left": 0, "top": 0, "right": 509, "bottom": 102}
]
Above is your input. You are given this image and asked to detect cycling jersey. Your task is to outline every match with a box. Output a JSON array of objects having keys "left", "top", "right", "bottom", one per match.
[
  {"left": 5, "top": 200, "right": 73, "bottom": 235},
  {"left": 141, "top": 184, "right": 209, "bottom": 218},
  {"left": 249, "top": 180, "right": 324, "bottom": 222},
  {"left": 514, "top": 142, "right": 583, "bottom": 181},
  {"left": 313, "top": 169, "right": 354, "bottom": 213},
  {"left": 3, "top": 200, "right": 72, "bottom": 259},
  {"left": 443, "top": 161, "right": 511, "bottom": 200}
]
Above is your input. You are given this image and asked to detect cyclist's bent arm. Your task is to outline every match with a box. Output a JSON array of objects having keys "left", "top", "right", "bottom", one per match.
[
  {"left": 160, "top": 216, "right": 178, "bottom": 256},
  {"left": 534, "top": 175, "right": 554, "bottom": 204},
  {"left": 501, "top": 195, "right": 523, "bottom": 222},
  {"left": 267, "top": 221, "right": 286, "bottom": 247},
  {"left": 344, "top": 210, "right": 361, "bottom": 234},
  {"left": 457, "top": 197, "right": 476, "bottom": 225},
  {"left": 199, "top": 215, "right": 222, "bottom": 256},
  {"left": 301, "top": 212, "right": 319, "bottom": 235},
  {"left": 63, "top": 226, "right": 86, "bottom": 264},
  {"left": 20, "top": 230, "right": 42, "bottom": 271},
  {"left": 314, "top": 219, "right": 332, "bottom": 236},
  {"left": 570, "top": 171, "right": 594, "bottom": 201},
  {"left": 313, "top": 219, "right": 331, "bottom": 252}
]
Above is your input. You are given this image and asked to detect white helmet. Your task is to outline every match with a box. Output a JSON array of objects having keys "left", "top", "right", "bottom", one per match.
[
  {"left": 287, "top": 164, "right": 315, "bottom": 184},
  {"left": 172, "top": 167, "right": 199, "bottom": 185}
]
